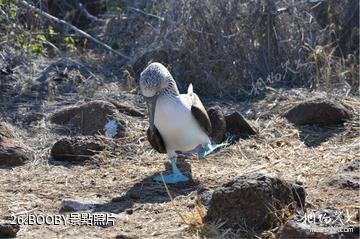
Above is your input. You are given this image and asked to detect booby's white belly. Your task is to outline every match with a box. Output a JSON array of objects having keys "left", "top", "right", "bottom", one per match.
[{"left": 154, "top": 94, "right": 208, "bottom": 152}]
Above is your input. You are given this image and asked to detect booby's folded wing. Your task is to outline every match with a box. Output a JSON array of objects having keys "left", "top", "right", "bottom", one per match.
[
  {"left": 147, "top": 127, "right": 167, "bottom": 154},
  {"left": 188, "top": 84, "right": 212, "bottom": 136}
]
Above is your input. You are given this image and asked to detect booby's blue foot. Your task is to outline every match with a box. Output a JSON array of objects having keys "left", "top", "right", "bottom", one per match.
[
  {"left": 154, "top": 155, "right": 189, "bottom": 184},
  {"left": 153, "top": 172, "right": 189, "bottom": 184},
  {"left": 198, "top": 142, "right": 229, "bottom": 159}
]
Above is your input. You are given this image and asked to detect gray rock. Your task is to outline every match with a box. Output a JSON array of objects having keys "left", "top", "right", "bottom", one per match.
[{"left": 205, "top": 173, "right": 305, "bottom": 231}]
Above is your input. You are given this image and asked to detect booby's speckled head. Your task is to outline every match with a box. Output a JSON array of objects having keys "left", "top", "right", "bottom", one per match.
[
  {"left": 139, "top": 62, "right": 178, "bottom": 97},
  {"left": 140, "top": 62, "right": 179, "bottom": 135}
]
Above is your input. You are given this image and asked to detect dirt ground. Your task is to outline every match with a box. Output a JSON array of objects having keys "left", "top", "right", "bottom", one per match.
[
  {"left": 0, "top": 1, "right": 359, "bottom": 237},
  {"left": 0, "top": 59, "right": 359, "bottom": 238}
]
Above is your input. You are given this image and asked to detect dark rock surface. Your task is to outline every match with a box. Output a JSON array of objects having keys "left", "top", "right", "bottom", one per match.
[
  {"left": 0, "top": 122, "right": 34, "bottom": 167},
  {"left": 225, "top": 111, "right": 257, "bottom": 139},
  {"left": 283, "top": 99, "right": 351, "bottom": 126},
  {"left": 207, "top": 106, "right": 226, "bottom": 144},
  {"left": 49, "top": 100, "right": 129, "bottom": 137},
  {"left": 327, "top": 159, "right": 359, "bottom": 189},
  {"left": 51, "top": 136, "right": 105, "bottom": 161},
  {"left": 205, "top": 173, "right": 305, "bottom": 230},
  {"left": 0, "top": 223, "right": 20, "bottom": 238}
]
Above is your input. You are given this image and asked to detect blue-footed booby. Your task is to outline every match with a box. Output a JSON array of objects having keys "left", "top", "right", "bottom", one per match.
[{"left": 140, "top": 62, "right": 226, "bottom": 184}]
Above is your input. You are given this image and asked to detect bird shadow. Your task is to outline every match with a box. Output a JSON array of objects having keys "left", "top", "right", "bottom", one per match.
[
  {"left": 297, "top": 124, "right": 346, "bottom": 147},
  {"left": 93, "top": 159, "right": 202, "bottom": 214}
]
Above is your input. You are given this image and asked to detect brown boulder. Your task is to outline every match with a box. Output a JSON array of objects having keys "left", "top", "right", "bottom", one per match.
[
  {"left": 51, "top": 136, "right": 105, "bottom": 161},
  {"left": 225, "top": 111, "right": 257, "bottom": 139},
  {"left": 49, "top": 100, "right": 129, "bottom": 137},
  {"left": 205, "top": 173, "right": 305, "bottom": 230},
  {"left": 283, "top": 99, "right": 351, "bottom": 126},
  {"left": 207, "top": 106, "right": 226, "bottom": 143},
  {"left": 0, "top": 122, "right": 34, "bottom": 167}
]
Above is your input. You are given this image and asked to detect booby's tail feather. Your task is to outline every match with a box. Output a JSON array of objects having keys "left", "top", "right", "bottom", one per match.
[{"left": 187, "top": 83, "right": 194, "bottom": 94}]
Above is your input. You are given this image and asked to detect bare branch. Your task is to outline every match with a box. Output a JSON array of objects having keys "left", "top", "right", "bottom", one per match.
[{"left": 14, "top": 0, "right": 131, "bottom": 61}]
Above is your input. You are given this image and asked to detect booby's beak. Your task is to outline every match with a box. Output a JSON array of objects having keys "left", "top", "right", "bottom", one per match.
[{"left": 146, "top": 95, "right": 158, "bottom": 135}]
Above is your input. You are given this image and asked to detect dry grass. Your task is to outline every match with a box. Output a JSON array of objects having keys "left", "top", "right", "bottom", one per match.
[
  {"left": 0, "top": 1, "right": 358, "bottom": 238},
  {"left": 0, "top": 87, "right": 358, "bottom": 238},
  {"left": 101, "top": 0, "right": 359, "bottom": 97}
]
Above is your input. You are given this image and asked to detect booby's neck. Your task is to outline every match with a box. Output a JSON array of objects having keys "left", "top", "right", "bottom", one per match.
[{"left": 160, "top": 76, "right": 180, "bottom": 98}]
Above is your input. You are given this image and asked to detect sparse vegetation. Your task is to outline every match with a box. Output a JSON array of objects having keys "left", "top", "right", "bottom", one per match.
[{"left": 0, "top": 1, "right": 358, "bottom": 238}]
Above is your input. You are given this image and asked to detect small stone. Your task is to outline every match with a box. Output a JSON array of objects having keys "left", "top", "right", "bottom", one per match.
[
  {"left": 115, "top": 233, "right": 136, "bottom": 239},
  {"left": 125, "top": 209, "right": 133, "bottom": 215},
  {"left": 50, "top": 136, "right": 105, "bottom": 162},
  {"left": 59, "top": 199, "right": 97, "bottom": 212}
]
